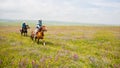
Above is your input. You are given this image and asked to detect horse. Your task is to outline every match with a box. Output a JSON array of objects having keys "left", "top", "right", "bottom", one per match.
[
  {"left": 31, "top": 26, "right": 47, "bottom": 45},
  {"left": 20, "top": 25, "right": 30, "bottom": 36}
]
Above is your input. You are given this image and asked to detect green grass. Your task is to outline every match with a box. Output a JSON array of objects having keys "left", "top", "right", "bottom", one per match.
[{"left": 0, "top": 25, "right": 120, "bottom": 68}]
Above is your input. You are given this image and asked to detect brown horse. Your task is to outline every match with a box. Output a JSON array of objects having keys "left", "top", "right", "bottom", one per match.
[
  {"left": 20, "top": 25, "right": 30, "bottom": 36},
  {"left": 31, "top": 26, "right": 47, "bottom": 45}
]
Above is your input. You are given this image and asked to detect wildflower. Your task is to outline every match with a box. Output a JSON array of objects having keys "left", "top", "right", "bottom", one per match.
[
  {"left": 32, "top": 60, "right": 38, "bottom": 68},
  {"left": 0, "top": 59, "right": 2, "bottom": 64},
  {"left": 73, "top": 54, "right": 79, "bottom": 61}
]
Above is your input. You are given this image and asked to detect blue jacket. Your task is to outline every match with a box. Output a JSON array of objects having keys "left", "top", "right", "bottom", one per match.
[
  {"left": 36, "top": 20, "right": 42, "bottom": 29},
  {"left": 36, "top": 24, "right": 41, "bottom": 29},
  {"left": 22, "top": 23, "right": 26, "bottom": 28}
]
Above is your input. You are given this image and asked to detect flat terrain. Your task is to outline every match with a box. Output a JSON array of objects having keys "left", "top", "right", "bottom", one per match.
[{"left": 0, "top": 25, "right": 120, "bottom": 68}]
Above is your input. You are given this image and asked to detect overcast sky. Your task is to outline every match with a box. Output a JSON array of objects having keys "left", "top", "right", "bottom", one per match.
[{"left": 0, "top": 0, "right": 120, "bottom": 24}]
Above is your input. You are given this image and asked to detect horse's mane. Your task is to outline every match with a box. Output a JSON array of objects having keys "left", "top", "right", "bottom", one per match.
[
  {"left": 38, "top": 27, "right": 42, "bottom": 32},
  {"left": 38, "top": 26, "right": 46, "bottom": 32}
]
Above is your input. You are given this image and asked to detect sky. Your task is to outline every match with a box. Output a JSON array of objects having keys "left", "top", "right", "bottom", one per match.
[{"left": 0, "top": 0, "right": 120, "bottom": 25}]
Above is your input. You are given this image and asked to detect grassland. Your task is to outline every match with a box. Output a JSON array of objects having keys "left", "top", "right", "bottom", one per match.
[{"left": 0, "top": 22, "right": 120, "bottom": 68}]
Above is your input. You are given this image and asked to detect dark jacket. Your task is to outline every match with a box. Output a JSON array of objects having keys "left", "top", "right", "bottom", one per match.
[{"left": 22, "top": 23, "right": 26, "bottom": 28}]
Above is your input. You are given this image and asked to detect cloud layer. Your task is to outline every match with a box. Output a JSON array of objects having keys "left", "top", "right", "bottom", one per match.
[{"left": 0, "top": 0, "right": 120, "bottom": 24}]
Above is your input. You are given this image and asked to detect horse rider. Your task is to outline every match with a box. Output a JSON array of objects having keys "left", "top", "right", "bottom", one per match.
[
  {"left": 34, "top": 20, "right": 42, "bottom": 37},
  {"left": 22, "top": 22, "right": 26, "bottom": 31}
]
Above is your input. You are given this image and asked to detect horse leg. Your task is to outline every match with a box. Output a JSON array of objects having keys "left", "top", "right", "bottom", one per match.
[
  {"left": 25, "top": 33, "right": 27, "bottom": 36},
  {"left": 35, "top": 37, "right": 37, "bottom": 41},
  {"left": 24, "top": 33, "right": 25, "bottom": 36},
  {"left": 37, "top": 39, "right": 39, "bottom": 44},
  {"left": 21, "top": 32, "right": 22, "bottom": 35},
  {"left": 42, "top": 39, "right": 45, "bottom": 46},
  {"left": 26, "top": 31, "right": 27, "bottom": 36},
  {"left": 20, "top": 30, "right": 23, "bottom": 36},
  {"left": 21, "top": 31, "right": 23, "bottom": 36},
  {"left": 31, "top": 35, "right": 33, "bottom": 40}
]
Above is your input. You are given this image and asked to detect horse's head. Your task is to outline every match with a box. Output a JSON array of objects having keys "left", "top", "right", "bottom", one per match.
[
  {"left": 26, "top": 25, "right": 30, "bottom": 29},
  {"left": 39, "top": 26, "right": 47, "bottom": 32}
]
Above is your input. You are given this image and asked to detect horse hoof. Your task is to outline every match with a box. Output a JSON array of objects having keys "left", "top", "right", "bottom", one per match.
[{"left": 43, "top": 42, "right": 45, "bottom": 46}]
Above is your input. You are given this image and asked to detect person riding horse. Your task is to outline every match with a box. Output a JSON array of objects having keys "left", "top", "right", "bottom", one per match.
[
  {"left": 34, "top": 20, "right": 42, "bottom": 38},
  {"left": 31, "top": 20, "right": 47, "bottom": 45},
  {"left": 22, "top": 22, "right": 27, "bottom": 31},
  {"left": 20, "top": 22, "right": 30, "bottom": 36}
]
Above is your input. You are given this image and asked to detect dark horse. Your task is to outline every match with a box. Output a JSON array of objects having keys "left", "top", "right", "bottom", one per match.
[
  {"left": 20, "top": 25, "right": 30, "bottom": 36},
  {"left": 31, "top": 26, "right": 47, "bottom": 45}
]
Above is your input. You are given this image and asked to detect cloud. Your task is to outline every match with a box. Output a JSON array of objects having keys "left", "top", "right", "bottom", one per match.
[{"left": 0, "top": 0, "right": 120, "bottom": 24}]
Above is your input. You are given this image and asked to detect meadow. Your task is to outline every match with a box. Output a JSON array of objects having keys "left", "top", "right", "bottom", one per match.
[{"left": 0, "top": 22, "right": 120, "bottom": 68}]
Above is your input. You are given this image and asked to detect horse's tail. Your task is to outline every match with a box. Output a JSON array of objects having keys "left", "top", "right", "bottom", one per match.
[
  {"left": 31, "top": 31, "right": 34, "bottom": 34},
  {"left": 20, "top": 29, "right": 22, "bottom": 32},
  {"left": 30, "top": 31, "right": 34, "bottom": 40}
]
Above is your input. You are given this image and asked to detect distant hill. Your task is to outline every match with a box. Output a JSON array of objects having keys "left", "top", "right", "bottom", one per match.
[{"left": 0, "top": 19, "right": 119, "bottom": 26}]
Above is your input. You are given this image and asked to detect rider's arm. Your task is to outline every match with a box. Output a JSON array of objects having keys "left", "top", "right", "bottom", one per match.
[{"left": 36, "top": 25, "right": 40, "bottom": 28}]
